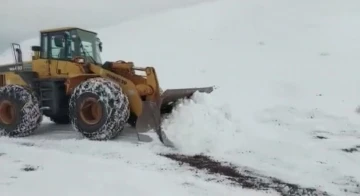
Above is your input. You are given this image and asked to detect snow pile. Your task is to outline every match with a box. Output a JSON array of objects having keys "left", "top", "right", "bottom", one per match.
[
  {"left": 1, "top": 0, "right": 360, "bottom": 195},
  {"left": 162, "top": 91, "right": 241, "bottom": 154}
]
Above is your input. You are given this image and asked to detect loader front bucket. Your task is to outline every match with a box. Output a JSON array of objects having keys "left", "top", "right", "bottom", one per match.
[
  {"left": 135, "top": 100, "right": 176, "bottom": 148},
  {"left": 160, "top": 86, "right": 214, "bottom": 115},
  {"left": 135, "top": 86, "right": 214, "bottom": 148}
]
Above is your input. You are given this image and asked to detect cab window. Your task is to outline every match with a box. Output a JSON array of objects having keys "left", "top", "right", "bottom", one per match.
[{"left": 51, "top": 35, "right": 65, "bottom": 59}]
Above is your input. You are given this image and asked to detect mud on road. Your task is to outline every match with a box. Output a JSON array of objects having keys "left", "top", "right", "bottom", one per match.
[{"left": 160, "top": 153, "right": 330, "bottom": 196}]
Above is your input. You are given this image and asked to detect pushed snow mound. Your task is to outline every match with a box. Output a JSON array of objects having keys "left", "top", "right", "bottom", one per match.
[
  {"left": 163, "top": 91, "right": 360, "bottom": 195},
  {"left": 162, "top": 91, "right": 241, "bottom": 154}
]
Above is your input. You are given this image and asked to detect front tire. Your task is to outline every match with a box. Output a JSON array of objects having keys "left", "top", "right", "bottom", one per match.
[
  {"left": 69, "top": 77, "right": 130, "bottom": 140},
  {"left": 0, "top": 85, "right": 42, "bottom": 137}
]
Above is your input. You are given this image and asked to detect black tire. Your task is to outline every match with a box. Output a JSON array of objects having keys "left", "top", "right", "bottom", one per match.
[
  {"left": 69, "top": 77, "right": 130, "bottom": 140},
  {"left": 49, "top": 115, "right": 70, "bottom": 124},
  {"left": 0, "top": 85, "right": 42, "bottom": 137},
  {"left": 127, "top": 113, "right": 137, "bottom": 128}
]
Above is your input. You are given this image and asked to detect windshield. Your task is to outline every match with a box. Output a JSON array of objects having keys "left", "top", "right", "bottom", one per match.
[{"left": 75, "top": 29, "right": 102, "bottom": 64}]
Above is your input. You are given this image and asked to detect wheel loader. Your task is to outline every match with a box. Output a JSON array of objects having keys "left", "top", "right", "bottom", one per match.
[{"left": 0, "top": 27, "right": 213, "bottom": 147}]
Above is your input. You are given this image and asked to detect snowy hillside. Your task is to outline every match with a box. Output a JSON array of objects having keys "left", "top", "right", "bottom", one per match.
[
  {"left": 1, "top": 0, "right": 360, "bottom": 196},
  {"left": 0, "top": 0, "right": 214, "bottom": 52}
]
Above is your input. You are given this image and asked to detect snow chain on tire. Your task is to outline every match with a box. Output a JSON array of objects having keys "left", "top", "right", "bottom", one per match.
[
  {"left": 0, "top": 84, "right": 42, "bottom": 137},
  {"left": 69, "top": 77, "right": 130, "bottom": 140}
]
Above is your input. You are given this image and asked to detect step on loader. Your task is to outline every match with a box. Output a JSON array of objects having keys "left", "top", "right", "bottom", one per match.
[{"left": 0, "top": 27, "right": 213, "bottom": 147}]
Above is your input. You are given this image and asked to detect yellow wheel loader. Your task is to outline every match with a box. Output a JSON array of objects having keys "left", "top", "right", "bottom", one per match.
[{"left": 0, "top": 27, "right": 213, "bottom": 147}]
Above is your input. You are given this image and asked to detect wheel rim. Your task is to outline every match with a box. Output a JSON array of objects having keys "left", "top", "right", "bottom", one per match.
[
  {"left": 0, "top": 100, "right": 16, "bottom": 125},
  {"left": 79, "top": 97, "right": 102, "bottom": 125}
]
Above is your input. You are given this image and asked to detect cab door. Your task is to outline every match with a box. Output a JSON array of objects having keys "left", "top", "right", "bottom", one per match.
[
  {"left": 33, "top": 31, "right": 75, "bottom": 78},
  {"left": 48, "top": 33, "right": 71, "bottom": 76}
]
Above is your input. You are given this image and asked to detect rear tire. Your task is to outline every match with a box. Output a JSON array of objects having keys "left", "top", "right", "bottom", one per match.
[
  {"left": 0, "top": 85, "right": 42, "bottom": 137},
  {"left": 69, "top": 77, "right": 130, "bottom": 140}
]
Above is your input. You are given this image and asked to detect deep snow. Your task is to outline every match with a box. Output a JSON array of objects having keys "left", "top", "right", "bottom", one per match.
[{"left": 1, "top": 0, "right": 360, "bottom": 195}]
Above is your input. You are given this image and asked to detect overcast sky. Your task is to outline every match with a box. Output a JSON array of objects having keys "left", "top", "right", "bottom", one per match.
[{"left": 0, "top": 0, "right": 212, "bottom": 53}]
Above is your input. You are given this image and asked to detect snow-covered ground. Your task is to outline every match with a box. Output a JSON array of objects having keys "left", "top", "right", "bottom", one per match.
[{"left": 1, "top": 0, "right": 360, "bottom": 195}]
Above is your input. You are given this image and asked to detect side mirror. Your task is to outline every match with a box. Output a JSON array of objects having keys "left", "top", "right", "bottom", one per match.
[
  {"left": 99, "top": 42, "right": 103, "bottom": 52},
  {"left": 15, "top": 48, "right": 22, "bottom": 63},
  {"left": 54, "top": 36, "right": 64, "bottom": 47},
  {"left": 11, "top": 43, "right": 22, "bottom": 63}
]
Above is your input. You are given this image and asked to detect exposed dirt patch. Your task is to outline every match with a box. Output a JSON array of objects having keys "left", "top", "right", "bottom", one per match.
[
  {"left": 342, "top": 147, "right": 358, "bottom": 153},
  {"left": 314, "top": 136, "right": 328, "bottom": 139},
  {"left": 21, "top": 164, "right": 39, "bottom": 172},
  {"left": 19, "top": 142, "right": 35, "bottom": 147},
  {"left": 161, "top": 153, "right": 330, "bottom": 196}
]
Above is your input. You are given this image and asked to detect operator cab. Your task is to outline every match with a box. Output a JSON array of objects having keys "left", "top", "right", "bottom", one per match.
[{"left": 32, "top": 27, "right": 103, "bottom": 65}]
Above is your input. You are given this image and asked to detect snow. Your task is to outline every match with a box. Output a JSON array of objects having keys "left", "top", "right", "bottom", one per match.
[
  {"left": 1, "top": 139, "right": 270, "bottom": 196},
  {"left": 1, "top": 0, "right": 360, "bottom": 195}
]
